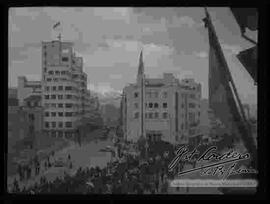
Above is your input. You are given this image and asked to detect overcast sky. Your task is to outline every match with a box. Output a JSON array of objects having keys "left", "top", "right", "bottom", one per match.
[{"left": 9, "top": 7, "right": 257, "bottom": 104}]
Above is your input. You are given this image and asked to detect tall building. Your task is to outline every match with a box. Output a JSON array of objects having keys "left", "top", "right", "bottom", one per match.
[
  {"left": 122, "top": 52, "right": 201, "bottom": 144},
  {"left": 17, "top": 76, "right": 42, "bottom": 106},
  {"left": 41, "top": 40, "right": 88, "bottom": 138}
]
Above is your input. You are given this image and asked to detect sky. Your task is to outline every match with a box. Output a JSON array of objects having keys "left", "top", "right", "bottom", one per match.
[{"left": 9, "top": 7, "right": 257, "bottom": 104}]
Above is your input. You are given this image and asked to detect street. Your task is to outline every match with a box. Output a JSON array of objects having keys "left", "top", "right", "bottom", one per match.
[{"left": 8, "top": 135, "right": 114, "bottom": 192}]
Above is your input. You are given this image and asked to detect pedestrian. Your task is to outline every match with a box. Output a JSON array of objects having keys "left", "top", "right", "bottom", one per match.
[
  {"left": 186, "top": 185, "right": 189, "bottom": 193},
  {"left": 155, "top": 176, "right": 159, "bottom": 193}
]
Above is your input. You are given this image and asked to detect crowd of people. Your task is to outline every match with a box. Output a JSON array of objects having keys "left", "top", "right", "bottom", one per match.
[
  {"left": 10, "top": 132, "right": 239, "bottom": 194},
  {"left": 10, "top": 150, "right": 73, "bottom": 192},
  {"left": 10, "top": 144, "right": 177, "bottom": 194}
]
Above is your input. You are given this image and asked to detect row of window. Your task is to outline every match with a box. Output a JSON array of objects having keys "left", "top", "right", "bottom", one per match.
[
  {"left": 47, "top": 70, "right": 70, "bottom": 75},
  {"left": 45, "top": 86, "right": 75, "bottom": 91},
  {"left": 133, "top": 112, "right": 200, "bottom": 120},
  {"left": 134, "top": 102, "right": 168, "bottom": 109},
  {"left": 45, "top": 111, "right": 75, "bottom": 117},
  {"left": 134, "top": 92, "right": 197, "bottom": 99},
  {"left": 46, "top": 77, "right": 69, "bottom": 82},
  {"left": 44, "top": 94, "right": 79, "bottom": 100},
  {"left": 44, "top": 121, "right": 72, "bottom": 128},
  {"left": 134, "top": 112, "right": 169, "bottom": 119},
  {"left": 44, "top": 103, "right": 75, "bottom": 108},
  {"left": 134, "top": 102, "right": 197, "bottom": 109}
]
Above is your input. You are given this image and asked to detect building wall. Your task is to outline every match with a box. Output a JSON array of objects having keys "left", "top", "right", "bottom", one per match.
[
  {"left": 41, "top": 40, "right": 88, "bottom": 138},
  {"left": 17, "top": 76, "right": 42, "bottom": 106},
  {"left": 8, "top": 107, "right": 30, "bottom": 148},
  {"left": 123, "top": 74, "right": 201, "bottom": 145}
]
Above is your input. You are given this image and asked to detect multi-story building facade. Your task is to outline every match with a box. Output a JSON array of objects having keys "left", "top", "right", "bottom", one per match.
[
  {"left": 17, "top": 76, "right": 42, "bottom": 106},
  {"left": 41, "top": 40, "right": 88, "bottom": 138},
  {"left": 122, "top": 52, "right": 201, "bottom": 145}
]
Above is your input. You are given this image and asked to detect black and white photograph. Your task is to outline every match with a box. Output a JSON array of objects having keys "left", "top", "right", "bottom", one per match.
[{"left": 6, "top": 6, "right": 262, "bottom": 196}]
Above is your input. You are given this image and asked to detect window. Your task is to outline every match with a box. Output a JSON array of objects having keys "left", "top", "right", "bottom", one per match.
[
  {"left": 45, "top": 122, "right": 49, "bottom": 128},
  {"left": 51, "top": 112, "right": 56, "bottom": 117},
  {"left": 189, "top": 112, "right": 195, "bottom": 123},
  {"left": 27, "top": 101, "right": 31, "bottom": 107},
  {"left": 58, "top": 112, "right": 63, "bottom": 117},
  {"left": 45, "top": 112, "right": 50, "bottom": 117},
  {"left": 162, "top": 92, "right": 168, "bottom": 98},
  {"left": 134, "top": 92, "right": 139, "bottom": 98},
  {"left": 149, "top": 103, "right": 153, "bottom": 108},
  {"left": 65, "top": 122, "right": 72, "bottom": 128},
  {"left": 163, "top": 103, "right": 167, "bottom": 108},
  {"left": 65, "top": 103, "right": 72, "bottom": 108},
  {"left": 45, "top": 86, "right": 50, "bottom": 91},
  {"left": 55, "top": 71, "right": 60, "bottom": 75},
  {"left": 66, "top": 95, "right": 72, "bottom": 99},
  {"left": 48, "top": 71, "right": 54, "bottom": 75},
  {"left": 163, "top": 112, "right": 168, "bottom": 119},
  {"left": 65, "top": 112, "right": 73, "bottom": 117},
  {"left": 189, "top": 103, "right": 196, "bottom": 108},
  {"left": 52, "top": 86, "right": 57, "bottom": 91},
  {"left": 51, "top": 95, "right": 56, "bottom": 99},
  {"left": 53, "top": 78, "right": 58, "bottom": 82},
  {"left": 154, "top": 112, "right": 159, "bottom": 119},
  {"left": 61, "top": 71, "right": 66, "bottom": 75},
  {"left": 47, "top": 78, "right": 52, "bottom": 82},
  {"left": 52, "top": 122, "right": 56, "bottom": 128},
  {"left": 134, "top": 103, "right": 138, "bottom": 109},
  {"left": 58, "top": 122, "right": 63, "bottom": 128},
  {"left": 62, "top": 57, "right": 69, "bottom": 62},
  {"left": 58, "top": 95, "right": 63, "bottom": 100},
  {"left": 44, "top": 67, "right": 47, "bottom": 73},
  {"left": 58, "top": 103, "right": 63, "bottom": 108},
  {"left": 154, "top": 103, "right": 159, "bottom": 108},
  {"left": 65, "top": 86, "right": 72, "bottom": 91},
  {"left": 45, "top": 103, "right": 50, "bottom": 108},
  {"left": 51, "top": 103, "right": 57, "bottom": 108},
  {"left": 134, "top": 112, "right": 139, "bottom": 119},
  {"left": 189, "top": 94, "right": 195, "bottom": 99},
  {"left": 58, "top": 86, "right": 63, "bottom": 91},
  {"left": 149, "top": 112, "right": 153, "bottom": 119},
  {"left": 45, "top": 95, "right": 49, "bottom": 99}
]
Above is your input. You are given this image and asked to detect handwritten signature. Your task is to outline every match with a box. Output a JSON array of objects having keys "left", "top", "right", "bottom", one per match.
[{"left": 168, "top": 146, "right": 257, "bottom": 179}]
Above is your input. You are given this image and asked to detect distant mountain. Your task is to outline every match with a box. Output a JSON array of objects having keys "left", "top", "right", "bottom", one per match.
[{"left": 90, "top": 90, "right": 122, "bottom": 107}]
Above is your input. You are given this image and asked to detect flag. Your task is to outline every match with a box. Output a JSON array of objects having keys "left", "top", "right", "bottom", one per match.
[
  {"left": 204, "top": 8, "right": 257, "bottom": 167},
  {"left": 53, "top": 22, "right": 61, "bottom": 29}
]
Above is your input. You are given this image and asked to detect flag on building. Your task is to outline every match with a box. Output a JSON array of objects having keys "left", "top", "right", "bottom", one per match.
[
  {"left": 53, "top": 21, "right": 61, "bottom": 29},
  {"left": 203, "top": 8, "right": 257, "bottom": 167}
]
